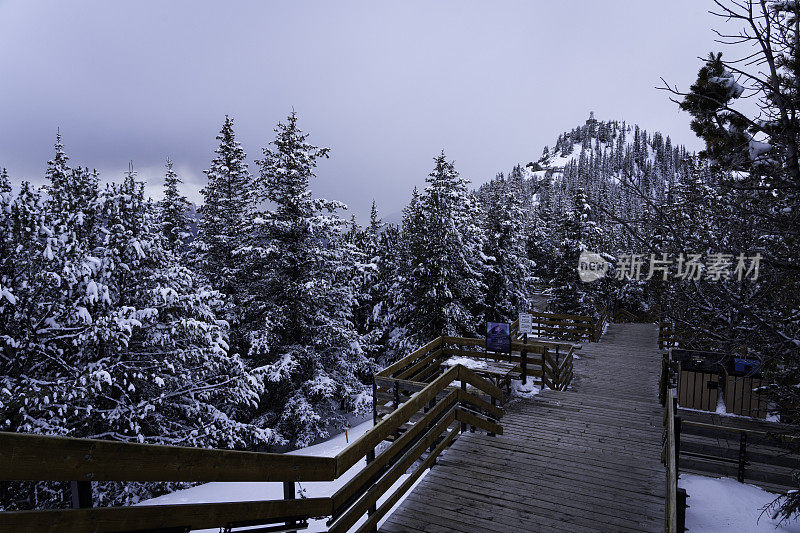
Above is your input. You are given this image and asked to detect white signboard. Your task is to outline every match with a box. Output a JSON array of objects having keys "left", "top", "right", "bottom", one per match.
[{"left": 518, "top": 312, "right": 533, "bottom": 335}]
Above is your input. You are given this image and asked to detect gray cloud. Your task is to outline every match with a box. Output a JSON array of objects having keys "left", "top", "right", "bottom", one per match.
[{"left": 0, "top": 0, "right": 720, "bottom": 221}]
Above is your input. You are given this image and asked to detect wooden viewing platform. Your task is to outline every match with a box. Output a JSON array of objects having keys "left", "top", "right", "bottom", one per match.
[{"left": 380, "top": 323, "right": 667, "bottom": 532}]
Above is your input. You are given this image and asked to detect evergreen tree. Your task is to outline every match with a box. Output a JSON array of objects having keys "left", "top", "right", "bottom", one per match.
[
  {"left": 479, "top": 174, "right": 533, "bottom": 322},
  {"left": 244, "top": 112, "right": 373, "bottom": 446},
  {"left": 1, "top": 148, "right": 269, "bottom": 510},
  {"left": 197, "top": 116, "right": 253, "bottom": 323},
  {"left": 159, "top": 158, "right": 191, "bottom": 253},
  {"left": 393, "top": 152, "right": 485, "bottom": 351}
]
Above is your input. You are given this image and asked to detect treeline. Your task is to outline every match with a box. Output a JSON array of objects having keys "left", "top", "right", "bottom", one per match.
[{"left": 0, "top": 112, "right": 566, "bottom": 509}]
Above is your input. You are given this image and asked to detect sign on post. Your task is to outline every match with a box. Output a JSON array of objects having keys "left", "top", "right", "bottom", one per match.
[
  {"left": 486, "top": 322, "right": 511, "bottom": 353},
  {"left": 518, "top": 312, "right": 533, "bottom": 335}
]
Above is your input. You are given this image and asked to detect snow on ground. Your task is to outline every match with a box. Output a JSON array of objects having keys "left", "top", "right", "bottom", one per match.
[
  {"left": 442, "top": 356, "right": 488, "bottom": 370},
  {"left": 511, "top": 378, "right": 540, "bottom": 399},
  {"left": 681, "top": 473, "right": 800, "bottom": 532},
  {"left": 139, "top": 418, "right": 426, "bottom": 532}
]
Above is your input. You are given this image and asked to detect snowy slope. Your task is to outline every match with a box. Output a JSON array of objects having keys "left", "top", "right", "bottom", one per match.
[
  {"left": 681, "top": 473, "right": 800, "bottom": 532},
  {"left": 138, "top": 418, "right": 424, "bottom": 532}
]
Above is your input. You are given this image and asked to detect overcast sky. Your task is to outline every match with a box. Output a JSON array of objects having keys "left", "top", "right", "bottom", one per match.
[{"left": 0, "top": 1, "right": 722, "bottom": 222}]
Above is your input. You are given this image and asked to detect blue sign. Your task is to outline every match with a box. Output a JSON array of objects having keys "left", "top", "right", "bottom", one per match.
[{"left": 487, "top": 322, "right": 511, "bottom": 353}]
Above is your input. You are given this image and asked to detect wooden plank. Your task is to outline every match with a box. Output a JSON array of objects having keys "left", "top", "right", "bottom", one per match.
[
  {"left": 329, "top": 411, "right": 456, "bottom": 533},
  {"left": 457, "top": 388, "right": 503, "bottom": 418},
  {"left": 457, "top": 365, "right": 503, "bottom": 400},
  {"left": 442, "top": 347, "right": 542, "bottom": 366},
  {"left": 377, "top": 337, "right": 443, "bottom": 378},
  {"left": 0, "top": 432, "right": 337, "bottom": 483},
  {"left": 412, "top": 469, "right": 661, "bottom": 532},
  {"left": 395, "top": 348, "right": 442, "bottom": 380},
  {"left": 429, "top": 451, "right": 665, "bottom": 507},
  {"left": 422, "top": 465, "right": 664, "bottom": 528},
  {"left": 0, "top": 498, "right": 332, "bottom": 533},
  {"left": 337, "top": 365, "right": 461, "bottom": 472},
  {"left": 455, "top": 408, "right": 503, "bottom": 435},
  {"left": 331, "top": 390, "right": 458, "bottom": 511},
  {"left": 355, "top": 427, "right": 459, "bottom": 533}
]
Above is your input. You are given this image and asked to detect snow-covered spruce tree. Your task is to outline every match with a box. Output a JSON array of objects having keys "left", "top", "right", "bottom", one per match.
[
  {"left": 478, "top": 173, "right": 534, "bottom": 322},
  {"left": 159, "top": 158, "right": 191, "bottom": 253},
  {"left": 392, "top": 152, "right": 486, "bottom": 352},
  {"left": 368, "top": 222, "right": 403, "bottom": 364},
  {"left": 244, "top": 112, "right": 373, "bottom": 447},
  {"left": 0, "top": 146, "right": 270, "bottom": 510},
  {"left": 196, "top": 116, "right": 254, "bottom": 354},
  {"left": 549, "top": 187, "right": 601, "bottom": 316},
  {"left": 349, "top": 201, "right": 386, "bottom": 361}
]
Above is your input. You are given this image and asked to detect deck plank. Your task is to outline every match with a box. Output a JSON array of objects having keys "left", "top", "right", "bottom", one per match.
[{"left": 380, "top": 323, "right": 666, "bottom": 532}]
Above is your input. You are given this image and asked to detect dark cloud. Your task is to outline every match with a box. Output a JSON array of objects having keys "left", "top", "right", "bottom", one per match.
[{"left": 0, "top": 0, "right": 718, "bottom": 221}]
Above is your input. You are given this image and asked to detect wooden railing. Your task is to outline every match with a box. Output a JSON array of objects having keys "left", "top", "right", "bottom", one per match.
[
  {"left": 660, "top": 349, "right": 687, "bottom": 533},
  {"left": 659, "top": 321, "right": 681, "bottom": 350},
  {"left": 592, "top": 305, "right": 610, "bottom": 341},
  {"left": 373, "top": 335, "right": 579, "bottom": 424},
  {"left": 676, "top": 417, "right": 798, "bottom": 489},
  {"left": 511, "top": 311, "right": 596, "bottom": 342},
  {"left": 0, "top": 364, "right": 503, "bottom": 533}
]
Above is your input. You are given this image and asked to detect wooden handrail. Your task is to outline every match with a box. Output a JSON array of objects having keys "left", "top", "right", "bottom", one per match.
[
  {"left": 665, "top": 381, "right": 678, "bottom": 533},
  {"left": 337, "top": 365, "right": 459, "bottom": 472},
  {"left": 376, "top": 337, "right": 443, "bottom": 378},
  {"left": 0, "top": 362, "right": 504, "bottom": 533},
  {"left": 0, "top": 498, "right": 332, "bottom": 533},
  {"left": 0, "top": 432, "right": 337, "bottom": 483},
  {"left": 680, "top": 419, "right": 795, "bottom": 440}
]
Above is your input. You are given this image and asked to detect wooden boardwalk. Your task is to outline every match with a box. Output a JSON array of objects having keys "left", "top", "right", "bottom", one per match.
[{"left": 380, "top": 323, "right": 666, "bottom": 533}]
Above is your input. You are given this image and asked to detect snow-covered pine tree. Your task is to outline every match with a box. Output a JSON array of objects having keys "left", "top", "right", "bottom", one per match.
[
  {"left": 549, "top": 187, "right": 601, "bottom": 316},
  {"left": 349, "top": 201, "right": 385, "bottom": 361},
  {"left": 196, "top": 116, "right": 254, "bottom": 353},
  {"left": 0, "top": 168, "right": 10, "bottom": 193},
  {"left": 159, "top": 158, "right": 191, "bottom": 253},
  {"left": 393, "top": 152, "right": 486, "bottom": 352},
  {"left": 244, "top": 112, "right": 373, "bottom": 446},
  {"left": 478, "top": 173, "right": 534, "bottom": 322},
  {"left": 0, "top": 146, "right": 271, "bottom": 510}
]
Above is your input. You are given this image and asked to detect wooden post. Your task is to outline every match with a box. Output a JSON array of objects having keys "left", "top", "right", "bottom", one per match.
[
  {"left": 738, "top": 432, "right": 747, "bottom": 483},
  {"left": 283, "top": 481, "right": 297, "bottom": 533},
  {"left": 521, "top": 333, "right": 528, "bottom": 385},
  {"left": 488, "top": 396, "right": 497, "bottom": 437},
  {"left": 366, "top": 448, "right": 377, "bottom": 532},
  {"left": 677, "top": 487, "right": 688, "bottom": 532},
  {"left": 428, "top": 398, "right": 436, "bottom": 455},
  {"left": 70, "top": 481, "right": 92, "bottom": 509},
  {"left": 674, "top": 396, "right": 681, "bottom": 473},
  {"left": 460, "top": 381, "right": 467, "bottom": 433},
  {"left": 541, "top": 348, "right": 548, "bottom": 390},
  {"left": 393, "top": 381, "right": 401, "bottom": 439},
  {"left": 372, "top": 377, "right": 378, "bottom": 426}
]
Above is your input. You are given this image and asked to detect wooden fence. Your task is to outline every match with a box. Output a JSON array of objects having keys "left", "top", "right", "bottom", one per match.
[
  {"left": 373, "top": 335, "right": 578, "bottom": 425},
  {"left": 513, "top": 311, "right": 596, "bottom": 342},
  {"left": 0, "top": 364, "right": 503, "bottom": 533},
  {"left": 510, "top": 310, "right": 606, "bottom": 342},
  {"left": 658, "top": 322, "right": 681, "bottom": 350},
  {"left": 660, "top": 350, "right": 687, "bottom": 533}
]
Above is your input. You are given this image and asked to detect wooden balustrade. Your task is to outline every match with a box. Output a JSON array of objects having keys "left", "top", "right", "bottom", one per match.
[
  {"left": 0, "top": 365, "right": 503, "bottom": 533},
  {"left": 661, "top": 349, "right": 687, "bottom": 533},
  {"left": 373, "top": 334, "right": 579, "bottom": 426}
]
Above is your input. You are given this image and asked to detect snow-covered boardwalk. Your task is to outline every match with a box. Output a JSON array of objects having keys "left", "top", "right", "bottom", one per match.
[{"left": 380, "top": 323, "right": 666, "bottom": 532}]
